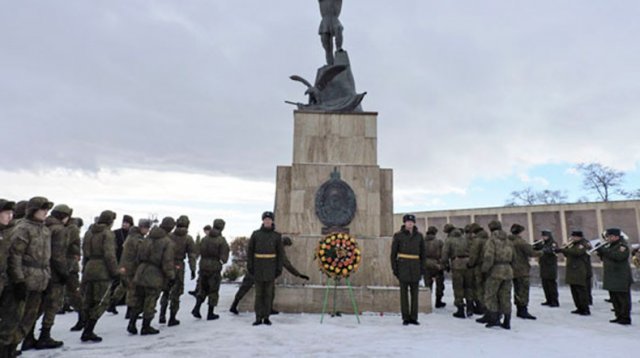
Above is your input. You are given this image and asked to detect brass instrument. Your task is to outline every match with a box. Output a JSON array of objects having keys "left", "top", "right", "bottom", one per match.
[
  {"left": 588, "top": 238, "right": 609, "bottom": 254},
  {"left": 531, "top": 239, "right": 544, "bottom": 247}
]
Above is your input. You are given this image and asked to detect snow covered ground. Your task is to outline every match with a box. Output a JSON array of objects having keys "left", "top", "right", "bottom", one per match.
[{"left": 24, "top": 280, "right": 637, "bottom": 358}]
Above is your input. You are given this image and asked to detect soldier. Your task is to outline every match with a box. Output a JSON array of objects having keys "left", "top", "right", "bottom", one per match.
[
  {"left": 247, "top": 211, "right": 284, "bottom": 326},
  {"left": 108, "top": 214, "right": 133, "bottom": 314},
  {"left": 188, "top": 225, "right": 212, "bottom": 298},
  {"left": 508, "top": 223, "right": 539, "bottom": 320},
  {"left": 423, "top": 226, "right": 446, "bottom": 309},
  {"left": 558, "top": 231, "right": 591, "bottom": 316},
  {"left": 533, "top": 230, "right": 559, "bottom": 307},
  {"left": 0, "top": 199, "right": 15, "bottom": 356},
  {"left": 318, "top": 0, "right": 343, "bottom": 65},
  {"left": 467, "top": 223, "right": 488, "bottom": 314},
  {"left": 131, "top": 217, "right": 175, "bottom": 335},
  {"left": 391, "top": 214, "right": 425, "bottom": 325},
  {"left": 67, "top": 217, "right": 86, "bottom": 332},
  {"left": 33, "top": 204, "right": 74, "bottom": 350},
  {"left": 80, "top": 210, "right": 118, "bottom": 342},
  {"left": 192, "top": 219, "right": 229, "bottom": 320},
  {"left": 441, "top": 224, "right": 474, "bottom": 318},
  {"left": 596, "top": 228, "right": 632, "bottom": 325},
  {"left": 480, "top": 220, "right": 513, "bottom": 329},
  {"left": 119, "top": 219, "right": 151, "bottom": 332}
]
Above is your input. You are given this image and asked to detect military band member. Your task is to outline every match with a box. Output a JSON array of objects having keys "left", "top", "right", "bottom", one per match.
[
  {"left": 558, "top": 231, "right": 591, "bottom": 316},
  {"left": 533, "top": 230, "right": 559, "bottom": 307},
  {"left": 391, "top": 214, "right": 426, "bottom": 325},
  {"left": 423, "top": 226, "right": 446, "bottom": 308},
  {"left": 596, "top": 228, "right": 632, "bottom": 325}
]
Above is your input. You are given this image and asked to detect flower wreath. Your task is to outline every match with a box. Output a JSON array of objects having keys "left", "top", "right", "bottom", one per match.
[{"left": 316, "top": 232, "right": 361, "bottom": 278}]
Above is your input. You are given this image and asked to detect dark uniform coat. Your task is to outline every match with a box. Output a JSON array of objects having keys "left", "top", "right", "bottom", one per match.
[
  {"left": 599, "top": 239, "right": 632, "bottom": 292},
  {"left": 391, "top": 226, "right": 425, "bottom": 283},
  {"left": 560, "top": 238, "right": 591, "bottom": 286},
  {"left": 247, "top": 226, "right": 284, "bottom": 282}
]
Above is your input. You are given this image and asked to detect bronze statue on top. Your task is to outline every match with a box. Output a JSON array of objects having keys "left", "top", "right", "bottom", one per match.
[{"left": 319, "top": 0, "right": 343, "bottom": 66}]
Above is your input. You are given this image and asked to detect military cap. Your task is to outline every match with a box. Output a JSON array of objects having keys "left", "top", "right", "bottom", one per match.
[
  {"left": 138, "top": 219, "right": 152, "bottom": 229},
  {"left": 176, "top": 215, "right": 190, "bottom": 228},
  {"left": 570, "top": 230, "right": 584, "bottom": 238},
  {"left": 262, "top": 211, "right": 275, "bottom": 220},
  {"left": 52, "top": 204, "right": 73, "bottom": 217},
  {"left": 122, "top": 215, "right": 134, "bottom": 226},
  {"left": 97, "top": 210, "right": 117, "bottom": 225},
  {"left": 510, "top": 223, "right": 525, "bottom": 235},
  {"left": 0, "top": 199, "right": 16, "bottom": 212},
  {"left": 14, "top": 200, "right": 28, "bottom": 219},
  {"left": 426, "top": 226, "right": 438, "bottom": 235},
  {"left": 470, "top": 223, "right": 483, "bottom": 234},
  {"left": 203, "top": 225, "right": 212, "bottom": 231},
  {"left": 402, "top": 214, "right": 416, "bottom": 223},
  {"left": 443, "top": 223, "right": 455, "bottom": 234},
  {"left": 488, "top": 220, "right": 502, "bottom": 232},
  {"left": 283, "top": 236, "right": 293, "bottom": 246},
  {"left": 213, "top": 218, "right": 225, "bottom": 231},
  {"left": 159, "top": 216, "right": 176, "bottom": 232},
  {"left": 26, "top": 196, "right": 54, "bottom": 216},
  {"left": 605, "top": 228, "right": 621, "bottom": 237},
  {"left": 541, "top": 230, "right": 552, "bottom": 237}
]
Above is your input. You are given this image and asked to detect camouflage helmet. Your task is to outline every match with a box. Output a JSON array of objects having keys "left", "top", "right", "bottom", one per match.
[
  {"left": 138, "top": 219, "right": 152, "bottom": 229},
  {"left": 470, "top": 223, "right": 483, "bottom": 234},
  {"left": 176, "top": 215, "right": 190, "bottom": 228},
  {"left": 464, "top": 224, "right": 472, "bottom": 233},
  {"left": 14, "top": 200, "right": 28, "bottom": 219},
  {"left": 159, "top": 216, "right": 176, "bottom": 232},
  {"left": 282, "top": 236, "right": 293, "bottom": 246},
  {"left": 488, "top": 220, "right": 502, "bottom": 232},
  {"left": 213, "top": 218, "right": 226, "bottom": 231},
  {"left": 510, "top": 223, "right": 525, "bottom": 235},
  {"left": 97, "top": 210, "right": 117, "bottom": 225},
  {"left": 52, "top": 204, "right": 73, "bottom": 218},
  {"left": 26, "top": 196, "right": 54, "bottom": 217},
  {"left": 0, "top": 199, "right": 16, "bottom": 212},
  {"left": 203, "top": 225, "right": 212, "bottom": 231},
  {"left": 69, "top": 217, "right": 84, "bottom": 228},
  {"left": 443, "top": 223, "right": 455, "bottom": 234},
  {"left": 426, "top": 226, "right": 438, "bottom": 235}
]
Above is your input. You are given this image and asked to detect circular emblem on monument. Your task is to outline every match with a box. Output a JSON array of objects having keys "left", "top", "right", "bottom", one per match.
[{"left": 315, "top": 168, "right": 357, "bottom": 228}]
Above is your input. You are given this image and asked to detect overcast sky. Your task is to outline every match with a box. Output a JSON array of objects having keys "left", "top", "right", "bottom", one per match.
[{"left": 2, "top": 1, "right": 639, "bottom": 237}]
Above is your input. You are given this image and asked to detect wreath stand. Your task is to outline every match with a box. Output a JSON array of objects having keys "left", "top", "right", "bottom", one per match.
[{"left": 320, "top": 276, "right": 360, "bottom": 324}]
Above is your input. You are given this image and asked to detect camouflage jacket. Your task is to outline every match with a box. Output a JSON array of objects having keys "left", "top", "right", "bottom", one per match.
[
  {"left": 119, "top": 226, "right": 145, "bottom": 280},
  {"left": 45, "top": 216, "right": 70, "bottom": 284},
  {"left": 283, "top": 249, "right": 303, "bottom": 277},
  {"left": 82, "top": 223, "right": 118, "bottom": 282},
  {"left": 508, "top": 234, "right": 540, "bottom": 278},
  {"left": 8, "top": 218, "right": 52, "bottom": 292},
  {"left": 468, "top": 230, "right": 489, "bottom": 269},
  {"left": 198, "top": 228, "right": 230, "bottom": 274},
  {"left": 481, "top": 230, "right": 513, "bottom": 280},
  {"left": 441, "top": 229, "right": 471, "bottom": 270},
  {"left": 0, "top": 222, "right": 15, "bottom": 288},
  {"left": 133, "top": 227, "right": 175, "bottom": 288},
  {"left": 65, "top": 223, "right": 82, "bottom": 274},
  {"left": 391, "top": 226, "right": 425, "bottom": 283},
  {"left": 247, "top": 225, "right": 284, "bottom": 282},
  {"left": 170, "top": 227, "right": 197, "bottom": 274},
  {"left": 423, "top": 233, "right": 444, "bottom": 271}
]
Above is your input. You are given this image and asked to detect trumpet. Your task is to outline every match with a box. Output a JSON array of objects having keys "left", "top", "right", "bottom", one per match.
[
  {"left": 588, "top": 238, "right": 609, "bottom": 254},
  {"left": 531, "top": 239, "right": 544, "bottom": 247},
  {"left": 560, "top": 240, "right": 577, "bottom": 250}
]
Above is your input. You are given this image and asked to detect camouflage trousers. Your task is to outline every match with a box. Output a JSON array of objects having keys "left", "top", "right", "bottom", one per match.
[
  {"left": 197, "top": 269, "right": 222, "bottom": 307},
  {"left": 451, "top": 269, "right": 474, "bottom": 306},
  {"left": 233, "top": 273, "right": 255, "bottom": 305},
  {"left": 423, "top": 269, "right": 444, "bottom": 299},
  {"left": 40, "top": 282, "right": 64, "bottom": 330},
  {"left": 111, "top": 276, "right": 137, "bottom": 308},
  {"left": 512, "top": 276, "right": 531, "bottom": 307},
  {"left": 0, "top": 285, "right": 23, "bottom": 345},
  {"left": 13, "top": 290, "right": 43, "bottom": 344},
  {"left": 474, "top": 267, "right": 486, "bottom": 306},
  {"left": 161, "top": 267, "right": 185, "bottom": 313},
  {"left": 134, "top": 286, "right": 161, "bottom": 320},
  {"left": 65, "top": 271, "right": 83, "bottom": 312},
  {"left": 254, "top": 280, "right": 275, "bottom": 321},
  {"left": 484, "top": 277, "right": 512, "bottom": 315},
  {"left": 82, "top": 280, "right": 111, "bottom": 321}
]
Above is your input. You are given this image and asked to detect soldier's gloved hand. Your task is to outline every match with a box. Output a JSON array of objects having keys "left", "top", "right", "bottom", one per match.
[
  {"left": 191, "top": 271, "right": 196, "bottom": 280},
  {"left": 299, "top": 274, "right": 310, "bottom": 280},
  {"left": 14, "top": 281, "right": 27, "bottom": 301}
]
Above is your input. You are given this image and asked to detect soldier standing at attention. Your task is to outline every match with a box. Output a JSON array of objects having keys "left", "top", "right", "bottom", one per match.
[
  {"left": 480, "top": 220, "right": 514, "bottom": 329},
  {"left": 160, "top": 215, "right": 197, "bottom": 326},
  {"left": 391, "top": 214, "right": 425, "bottom": 325},
  {"left": 441, "top": 224, "right": 474, "bottom": 318},
  {"left": 131, "top": 217, "right": 176, "bottom": 335},
  {"left": 247, "top": 211, "right": 284, "bottom": 326},
  {"left": 67, "top": 218, "right": 85, "bottom": 332},
  {"left": 596, "top": 228, "right": 632, "bottom": 325},
  {"left": 192, "top": 219, "right": 229, "bottom": 321},
  {"left": 422, "top": 226, "right": 446, "bottom": 309},
  {"left": 0, "top": 199, "right": 16, "bottom": 357},
  {"left": 80, "top": 210, "right": 118, "bottom": 343},
  {"left": 533, "top": 230, "right": 559, "bottom": 307},
  {"left": 467, "top": 223, "right": 488, "bottom": 315},
  {"left": 558, "top": 230, "right": 591, "bottom": 316},
  {"left": 508, "top": 223, "right": 539, "bottom": 320}
]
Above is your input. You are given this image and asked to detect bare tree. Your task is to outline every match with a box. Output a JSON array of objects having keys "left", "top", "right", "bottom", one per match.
[
  {"left": 621, "top": 189, "right": 640, "bottom": 199},
  {"left": 506, "top": 187, "right": 568, "bottom": 206},
  {"left": 576, "top": 163, "right": 625, "bottom": 202},
  {"left": 536, "top": 190, "right": 568, "bottom": 204}
]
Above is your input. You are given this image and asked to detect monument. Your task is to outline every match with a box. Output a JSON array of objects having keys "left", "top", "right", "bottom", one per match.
[{"left": 239, "top": 1, "right": 431, "bottom": 314}]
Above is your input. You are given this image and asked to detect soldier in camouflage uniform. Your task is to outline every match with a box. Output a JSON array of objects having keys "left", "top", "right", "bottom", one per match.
[
  {"left": 480, "top": 220, "right": 513, "bottom": 329},
  {"left": 131, "top": 217, "right": 175, "bottom": 335},
  {"left": 391, "top": 214, "right": 426, "bottom": 325},
  {"left": 508, "top": 223, "right": 539, "bottom": 320},
  {"left": 188, "top": 225, "right": 212, "bottom": 298},
  {"left": 247, "top": 211, "right": 284, "bottom": 326},
  {"left": 558, "top": 230, "right": 591, "bottom": 316},
  {"left": 67, "top": 217, "right": 85, "bottom": 332},
  {"left": 192, "top": 219, "right": 229, "bottom": 320},
  {"left": 441, "top": 224, "right": 474, "bottom": 318},
  {"left": 159, "top": 215, "right": 196, "bottom": 326},
  {"left": 467, "top": 223, "right": 487, "bottom": 314},
  {"left": 0, "top": 200, "right": 16, "bottom": 357},
  {"left": 533, "top": 230, "right": 559, "bottom": 307},
  {"left": 423, "top": 226, "right": 445, "bottom": 309},
  {"left": 596, "top": 228, "right": 632, "bottom": 325},
  {"left": 32, "top": 204, "right": 74, "bottom": 350},
  {"left": 80, "top": 210, "right": 118, "bottom": 343}
]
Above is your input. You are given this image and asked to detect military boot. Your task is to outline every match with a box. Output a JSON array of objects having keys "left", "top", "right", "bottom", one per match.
[
  {"left": 20, "top": 328, "right": 37, "bottom": 351},
  {"left": 35, "top": 327, "right": 64, "bottom": 350},
  {"left": 475, "top": 312, "right": 489, "bottom": 324},
  {"left": 127, "top": 315, "right": 138, "bottom": 335},
  {"left": 435, "top": 296, "right": 446, "bottom": 308},
  {"left": 80, "top": 319, "right": 103, "bottom": 343},
  {"left": 485, "top": 312, "right": 501, "bottom": 328},
  {"left": 140, "top": 319, "right": 160, "bottom": 335},
  {"left": 501, "top": 313, "right": 511, "bottom": 330},
  {"left": 517, "top": 306, "right": 537, "bottom": 320},
  {"left": 6, "top": 344, "right": 19, "bottom": 358},
  {"left": 191, "top": 297, "right": 204, "bottom": 319},
  {"left": 125, "top": 307, "right": 131, "bottom": 320},
  {"left": 159, "top": 301, "right": 168, "bottom": 324},
  {"left": 207, "top": 305, "right": 219, "bottom": 320},
  {"left": 70, "top": 312, "right": 85, "bottom": 332},
  {"left": 473, "top": 300, "right": 484, "bottom": 314},
  {"left": 106, "top": 302, "right": 118, "bottom": 315},
  {"left": 465, "top": 301, "right": 474, "bottom": 317},
  {"left": 168, "top": 309, "right": 180, "bottom": 326},
  {"left": 229, "top": 298, "right": 240, "bottom": 315},
  {"left": 452, "top": 305, "right": 466, "bottom": 318}
]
